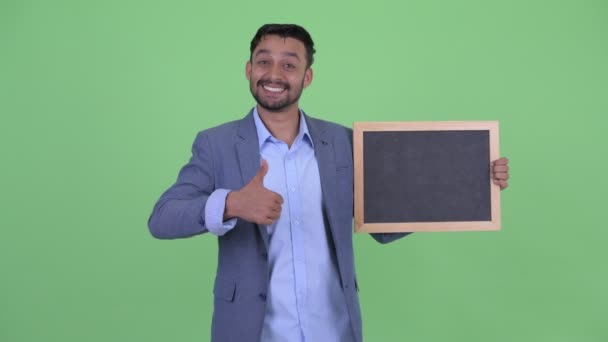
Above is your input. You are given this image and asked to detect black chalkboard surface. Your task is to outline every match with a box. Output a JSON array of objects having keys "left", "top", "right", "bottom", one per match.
[{"left": 353, "top": 121, "right": 500, "bottom": 232}]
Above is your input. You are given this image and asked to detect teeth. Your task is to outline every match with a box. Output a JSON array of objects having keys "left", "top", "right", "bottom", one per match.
[{"left": 263, "top": 85, "right": 284, "bottom": 93}]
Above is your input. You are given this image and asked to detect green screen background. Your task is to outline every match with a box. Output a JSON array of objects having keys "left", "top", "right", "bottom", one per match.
[{"left": 2, "top": 0, "right": 607, "bottom": 341}]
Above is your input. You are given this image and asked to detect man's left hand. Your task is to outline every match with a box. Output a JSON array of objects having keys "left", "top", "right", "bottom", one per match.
[{"left": 491, "top": 157, "right": 509, "bottom": 190}]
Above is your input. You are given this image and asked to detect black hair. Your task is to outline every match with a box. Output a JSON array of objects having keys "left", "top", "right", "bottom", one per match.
[{"left": 250, "top": 24, "right": 316, "bottom": 68}]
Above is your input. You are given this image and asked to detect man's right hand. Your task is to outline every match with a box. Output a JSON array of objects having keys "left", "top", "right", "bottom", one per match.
[{"left": 224, "top": 159, "right": 284, "bottom": 225}]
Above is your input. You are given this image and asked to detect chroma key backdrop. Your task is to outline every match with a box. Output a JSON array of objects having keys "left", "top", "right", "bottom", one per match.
[{"left": 1, "top": 0, "right": 607, "bottom": 341}]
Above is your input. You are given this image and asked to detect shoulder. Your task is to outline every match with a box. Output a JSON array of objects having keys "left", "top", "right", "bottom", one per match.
[
  {"left": 306, "top": 114, "right": 349, "bottom": 131},
  {"left": 305, "top": 114, "right": 352, "bottom": 134},
  {"left": 304, "top": 113, "right": 352, "bottom": 143},
  {"left": 192, "top": 112, "right": 254, "bottom": 145},
  {"left": 195, "top": 119, "right": 240, "bottom": 140}
]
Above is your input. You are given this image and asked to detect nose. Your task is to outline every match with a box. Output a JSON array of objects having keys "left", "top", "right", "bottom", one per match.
[{"left": 268, "top": 63, "right": 284, "bottom": 81}]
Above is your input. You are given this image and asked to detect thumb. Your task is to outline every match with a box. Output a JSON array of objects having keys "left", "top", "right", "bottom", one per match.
[{"left": 251, "top": 159, "right": 269, "bottom": 184}]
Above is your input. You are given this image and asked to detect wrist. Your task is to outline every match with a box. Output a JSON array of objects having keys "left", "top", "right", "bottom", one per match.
[{"left": 224, "top": 190, "right": 239, "bottom": 220}]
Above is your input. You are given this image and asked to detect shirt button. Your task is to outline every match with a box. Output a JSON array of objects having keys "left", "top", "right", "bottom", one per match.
[
  {"left": 290, "top": 187, "right": 296, "bottom": 192},
  {"left": 294, "top": 220, "right": 299, "bottom": 225}
]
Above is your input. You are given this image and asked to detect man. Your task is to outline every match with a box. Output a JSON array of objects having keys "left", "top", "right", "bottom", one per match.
[{"left": 148, "top": 24, "right": 510, "bottom": 342}]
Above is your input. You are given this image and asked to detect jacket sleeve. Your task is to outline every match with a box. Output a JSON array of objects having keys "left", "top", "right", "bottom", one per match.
[{"left": 147, "top": 131, "right": 217, "bottom": 239}]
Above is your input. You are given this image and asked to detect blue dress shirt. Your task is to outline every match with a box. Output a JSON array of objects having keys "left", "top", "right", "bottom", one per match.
[{"left": 204, "top": 107, "right": 353, "bottom": 342}]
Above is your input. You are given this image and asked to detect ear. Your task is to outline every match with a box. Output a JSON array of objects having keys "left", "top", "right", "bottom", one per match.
[
  {"left": 303, "top": 67, "right": 313, "bottom": 88},
  {"left": 245, "top": 60, "right": 252, "bottom": 81}
]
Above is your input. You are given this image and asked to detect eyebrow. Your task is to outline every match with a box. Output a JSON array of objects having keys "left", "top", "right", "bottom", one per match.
[{"left": 254, "top": 49, "right": 301, "bottom": 61}]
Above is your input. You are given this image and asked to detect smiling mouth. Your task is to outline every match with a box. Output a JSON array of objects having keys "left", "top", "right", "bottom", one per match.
[{"left": 262, "top": 84, "right": 286, "bottom": 93}]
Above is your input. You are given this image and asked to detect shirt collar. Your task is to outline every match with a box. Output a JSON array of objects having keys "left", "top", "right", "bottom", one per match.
[{"left": 252, "top": 107, "right": 314, "bottom": 149}]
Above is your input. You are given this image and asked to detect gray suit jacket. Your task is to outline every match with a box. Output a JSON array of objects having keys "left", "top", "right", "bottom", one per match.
[{"left": 148, "top": 111, "right": 408, "bottom": 342}]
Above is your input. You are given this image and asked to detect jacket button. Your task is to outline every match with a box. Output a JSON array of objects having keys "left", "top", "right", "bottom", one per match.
[
  {"left": 261, "top": 252, "right": 268, "bottom": 259},
  {"left": 259, "top": 293, "right": 267, "bottom": 301}
]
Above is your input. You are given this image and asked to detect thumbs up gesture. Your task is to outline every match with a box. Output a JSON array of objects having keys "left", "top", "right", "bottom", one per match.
[{"left": 224, "top": 159, "right": 284, "bottom": 225}]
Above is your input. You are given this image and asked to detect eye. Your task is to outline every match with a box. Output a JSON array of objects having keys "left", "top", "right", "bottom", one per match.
[
  {"left": 257, "top": 60, "right": 269, "bottom": 66},
  {"left": 284, "top": 63, "right": 295, "bottom": 70}
]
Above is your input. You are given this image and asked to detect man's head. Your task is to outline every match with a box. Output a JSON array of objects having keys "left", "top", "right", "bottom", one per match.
[{"left": 246, "top": 24, "right": 316, "bottom": 113}]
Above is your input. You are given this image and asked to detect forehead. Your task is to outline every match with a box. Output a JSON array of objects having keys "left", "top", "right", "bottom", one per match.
[{"left": 252, "top": 35, "right": 306, "bottom": 58}]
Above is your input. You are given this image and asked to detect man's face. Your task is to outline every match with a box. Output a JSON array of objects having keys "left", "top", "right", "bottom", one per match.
[{"left": 246, "top": 35, "right": 313, "bottom": 113}]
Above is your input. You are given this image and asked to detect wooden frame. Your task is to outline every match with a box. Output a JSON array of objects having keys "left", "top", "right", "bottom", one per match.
[{"left": 353, "top": 121, "right": 501, "bottom": 232}]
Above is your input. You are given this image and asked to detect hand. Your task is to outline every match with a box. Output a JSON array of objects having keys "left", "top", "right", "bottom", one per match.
[
  {"left": 224, "top": 159, "right": 284, "bottom": 225},
  {"left": 491, "top": 157, "right": 510, "bottom": 190}
]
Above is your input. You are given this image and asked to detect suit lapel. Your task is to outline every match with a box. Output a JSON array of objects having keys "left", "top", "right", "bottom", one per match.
[
  {"left": 235, "top": 111, "right": 270, "bottom": 251},
  {"left": 305, "top": 115, "right": 344, "bottom": 254}
]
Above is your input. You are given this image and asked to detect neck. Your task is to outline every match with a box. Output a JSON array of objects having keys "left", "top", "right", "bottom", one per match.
[{"left": 257, "top": 104, "right": 300, "bottom": 147}]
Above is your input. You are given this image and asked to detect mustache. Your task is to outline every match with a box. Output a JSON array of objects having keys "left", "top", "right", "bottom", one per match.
[{"left": 257, "top": 80, "right": 290, "bottom": 89}]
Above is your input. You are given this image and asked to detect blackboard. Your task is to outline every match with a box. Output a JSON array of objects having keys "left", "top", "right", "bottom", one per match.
[{"left": 353, "top": 121, "right": 501, "bottom": 232}]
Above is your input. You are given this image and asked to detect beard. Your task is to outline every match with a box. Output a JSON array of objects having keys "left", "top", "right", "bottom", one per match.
[{"left": 250, "top": 78, "right": 305, "bottom": 112}]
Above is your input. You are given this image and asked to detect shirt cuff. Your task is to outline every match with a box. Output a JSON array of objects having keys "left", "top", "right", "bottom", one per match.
[{"left": 204, "top": 189, "right": 237, "bottom": 236}]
